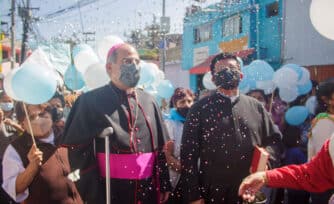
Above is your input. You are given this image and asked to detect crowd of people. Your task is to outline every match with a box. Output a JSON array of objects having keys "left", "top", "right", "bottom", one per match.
[{"left": 0, "top": 43, "right": 333, "bottom": 204}]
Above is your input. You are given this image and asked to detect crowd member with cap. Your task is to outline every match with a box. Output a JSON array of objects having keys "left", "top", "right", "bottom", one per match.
[
  {"left": 180, "top": 53, "right": 282, "bottom": 204},
  {"left": 60, "top": 43, "right": 172, "bottom": 204},
  {"left": 2, "top": 102, "right": 83, "bottom": 204},
  {"left": 239, "top": 133, "right": 334, "bottom": 203},
  {"left": 164, "top": 87, "right": 195, "bottom": 204}
]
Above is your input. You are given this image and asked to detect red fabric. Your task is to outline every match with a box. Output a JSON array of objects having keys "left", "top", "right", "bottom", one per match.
[
  {"left": 97, "top": 152, "right": 155, "bottom": 179},
  {"left": 189, "top": 48, "right": 255, "bottom": 74},
  {"left": 266, "top": 139, "right": 334, "bottom": 192}
]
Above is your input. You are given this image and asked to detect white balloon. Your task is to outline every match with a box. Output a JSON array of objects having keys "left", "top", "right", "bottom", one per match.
[
  {"left": 279, "top": 87, "right": 299, "bottom": 103},
  {"left": 3, "top": 68, "right": 21, "bottom": 101},
  {"left": 273, "top": 68, "right": 298, "bottom": 89},
  {"left": 256, "top": 80, "right": 276, "bottom": 94},
  {"left": 97, "top": 35, "right": 124, "bottom": 62},
  {"left": 150, "top": 63, "right": 165, "bottom": 85},
  {"left": 305, "top": 96, "right": 318, "bottom": 115},
  {"left": 22, "top": 47, "right": 55, "bottom": 71},
  {"left": 202, "top": 72, "right": 216, "bottom": 90},
  {"left": 74, "top": 48, "right": 100, "bottom": 75},
  {"left": 83, "top": 62, "right": 110, "bottom": 90},
  {"left": 310, "top": 0, "right": 334, "bottom": 40}
]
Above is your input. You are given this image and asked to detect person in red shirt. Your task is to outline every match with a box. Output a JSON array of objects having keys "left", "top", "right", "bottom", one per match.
[{"left": 238, "top": 134, "right": 334, "bottom": 203}]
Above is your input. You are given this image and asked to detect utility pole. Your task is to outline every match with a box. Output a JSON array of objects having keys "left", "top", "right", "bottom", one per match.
[
  {"left": 161, "top": 0, "right": 166, "bottom": 72},
  {"left": 10, "top": 0, "right": 15, "bottom": 69},
  {"left": 19, "top": 0, "right": 39, "bottom": 63},
  {"left": 83, "top": 31, "right": 96, "bottom": 44}
]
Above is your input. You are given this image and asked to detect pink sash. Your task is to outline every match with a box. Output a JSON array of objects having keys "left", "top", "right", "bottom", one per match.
[{"left": 97, "top": 152, "right": 155, "bottom": 179}]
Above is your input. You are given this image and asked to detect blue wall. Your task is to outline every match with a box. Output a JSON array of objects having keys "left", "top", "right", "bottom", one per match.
[{"left": 182, "top": 0, "right": 282, "bottom": 92}]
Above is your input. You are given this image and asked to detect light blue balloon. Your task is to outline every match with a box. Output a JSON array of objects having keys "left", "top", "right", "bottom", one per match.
[
  {"left": 249, "top": 60, "right": 274, "bottom": 81},
  {"left": 297, "top": 80, "right": 312, "bottom": 96},
  {"left": 12, "top": 64, "right": 57, "bottom": 104},
  {"left": 156, "top": 80, "right": 175, "bottom": 99},
  {"left": 285, "top": 106, "right": 309, "bottom": 126},
  {"left": 282, "top": 64, "right": 303, "bottom": 80},
  {"left": 137, "top": 62, "right": 156, "bottom": 86},
  {"left": 241, "top": 65, "right": 257, "bottom": 89},
  {"left": 72, "top": 44, "right": 92, "bottom": 58},
  {"left": 64, "top": 64, "right": 85, "bottom": 91}
]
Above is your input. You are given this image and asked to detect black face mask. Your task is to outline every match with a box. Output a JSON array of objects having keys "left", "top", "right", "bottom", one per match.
[
  {"left": 177, "top": 107, "right": 190, "bottom": 118},
  {"left": 213, "top": 68, "right": 241, "bottom": 90},
  {"left": 50, "top": 107, "right": 64, "bottom": 122},
  {"left": 119, "top": 63, "right": 140, "bottom": 88}
]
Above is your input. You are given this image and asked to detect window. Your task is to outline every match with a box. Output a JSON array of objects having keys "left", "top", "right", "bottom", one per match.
[
  {"left": 222, "top": 0, "right": 241, "bottom": 5},
  {"left": 194, "top": 23, "right": 212, "bottom": 43},
  {"left": 223, "top": 15, "right": 242, "bottom": 37},
  {"left": 2, "top": 50, "right": 9, "bottom": 61},
  {"left": 266, "top": 2, "right": 279, "bottom": 17}
]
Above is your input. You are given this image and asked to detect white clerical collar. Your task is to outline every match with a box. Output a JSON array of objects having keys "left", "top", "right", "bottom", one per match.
[
  {"left": 38, "top": 131, "right": 55, "bottom": 145},
  {"left": 218, "top": 91, "right": 240, "bottom": 103}
]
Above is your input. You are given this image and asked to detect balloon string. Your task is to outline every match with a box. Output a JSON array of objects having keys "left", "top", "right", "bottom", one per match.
[
  {"left": 269, "top": 91, "right": 275, "bottom": 114},
  {"left": 23, "top": 103, "right": 36, "bottom": 146}
]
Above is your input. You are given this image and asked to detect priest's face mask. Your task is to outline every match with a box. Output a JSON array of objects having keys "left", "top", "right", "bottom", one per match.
[
  {"left": 107, "top": 44, "right": 141, "bottom": 89},
  {"left": 23, "top": 104, "right": 53, "bottom": 139},
  {"left": 212, "top": 58, "right": 243, "bottom": 90}
]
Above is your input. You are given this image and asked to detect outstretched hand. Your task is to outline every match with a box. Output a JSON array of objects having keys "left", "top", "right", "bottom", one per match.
[{"left": 238, "top": 171, "right": 267, "bottom": 203}]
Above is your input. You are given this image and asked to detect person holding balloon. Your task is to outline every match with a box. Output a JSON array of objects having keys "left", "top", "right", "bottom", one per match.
[
  {"left": 60, "top": 43, "right": 172, "bottom": 204},
  {"left": 1, "top": 102, "right": 83, "bottom": 204},
  {"left": 180, "top": 53, "right": 283, "bottom": 204},
  {"left": 307, "top": 78, "right": 334, "bottom": 204}
]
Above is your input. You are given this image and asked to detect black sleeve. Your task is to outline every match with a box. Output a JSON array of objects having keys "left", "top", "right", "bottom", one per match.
[
  {"left": 260, "top": 104, "right": 284, "bottom": 169},
  {"left": 61, "top": 94, "right": 102, "bottom": 145},
  {"left": 59, "top": 94, "right": 103, "bottom": 204},
  {"left": 153, "top": 100, "right": 172, "bottom": 192},
  {"left": 180, "top": 105, "right": 202, "bottom": 202}
]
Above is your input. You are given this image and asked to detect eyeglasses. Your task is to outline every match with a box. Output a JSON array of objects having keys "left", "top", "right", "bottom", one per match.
[{"left": 122, "top": 58, "right": 140, "bottom": 65}]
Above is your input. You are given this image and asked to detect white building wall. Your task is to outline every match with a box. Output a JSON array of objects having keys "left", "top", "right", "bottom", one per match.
[
  {"left": 283, "top": 0, "right": 334, "bottom": 66},
  {"left": 165, "top": 62, "right": 190, "bottom": 89}
]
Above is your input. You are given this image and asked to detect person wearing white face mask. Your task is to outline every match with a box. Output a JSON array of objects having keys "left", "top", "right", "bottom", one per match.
[
  {"left": 0, "top": 92, "right": 15, "bottom": 118},
  {"left": 1, "top": 102, "right": 83, "bottom": 204},
  {"left": 0, "top": 92, "right": 23, "bottom": 135}
]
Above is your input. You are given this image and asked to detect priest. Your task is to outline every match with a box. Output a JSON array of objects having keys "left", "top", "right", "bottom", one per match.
[{"left": 60, "top": 43, "right": 172, "bottom": 204}]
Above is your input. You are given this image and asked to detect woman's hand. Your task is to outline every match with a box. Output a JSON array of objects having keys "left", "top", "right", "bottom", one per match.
[{"left": 27, "top": 144, "right": 43, "bottom": 168}]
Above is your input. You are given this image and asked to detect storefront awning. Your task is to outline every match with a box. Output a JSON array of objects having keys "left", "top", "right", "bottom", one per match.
[{"left": 189, "top": 48, "right": 255, "bottom": 74}]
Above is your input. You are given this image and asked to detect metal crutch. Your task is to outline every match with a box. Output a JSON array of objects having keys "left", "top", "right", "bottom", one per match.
[{"left": 98, "top": 126, "right": 114, "bottom": 204}]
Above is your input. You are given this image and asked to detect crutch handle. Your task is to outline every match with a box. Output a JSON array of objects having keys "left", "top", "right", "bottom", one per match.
[{"left": 98, "top": 127, "right": 114, "bottom": 138}]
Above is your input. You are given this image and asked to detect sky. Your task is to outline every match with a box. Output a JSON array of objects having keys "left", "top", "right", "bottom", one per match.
[{"left": 0, "top": 0, "right": 221, "bottom": 44}]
